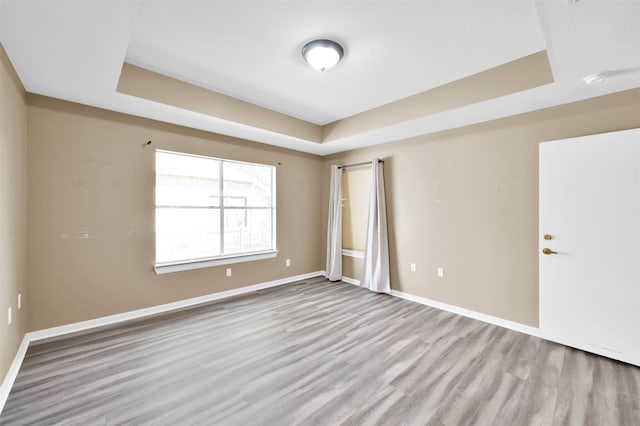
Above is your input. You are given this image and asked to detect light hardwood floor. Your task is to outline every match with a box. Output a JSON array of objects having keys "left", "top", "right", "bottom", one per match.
[{"left": 1, "top": 277, "right": 639, "bottom": 425}]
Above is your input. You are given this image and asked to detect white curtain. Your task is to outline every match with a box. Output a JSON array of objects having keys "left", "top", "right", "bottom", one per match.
[
  {"left": 326, "top": 165, "right": 343, "bottom": 281},
  {"left": 361, "top": 160, "right": 391, "bottom": 293}
]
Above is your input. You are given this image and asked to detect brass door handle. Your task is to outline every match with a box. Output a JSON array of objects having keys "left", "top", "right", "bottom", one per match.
[{"left": 542, "top": 248, "right": 557, "bottom": 255}]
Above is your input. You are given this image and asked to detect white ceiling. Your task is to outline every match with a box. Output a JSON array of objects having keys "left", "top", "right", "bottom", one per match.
[
  {"left": 126, "top": 1, "right": 546, "bottom": 125},
  {"left": 1, "top": 0, "right": 639, "bottom": 156}
]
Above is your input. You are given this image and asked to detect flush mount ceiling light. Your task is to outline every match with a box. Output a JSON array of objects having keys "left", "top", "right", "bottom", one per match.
[
  {"left": 583, "top": 72, "right": 607, "bottom": 85},
  {"left": 302, "top": 39, "right": 344, "bottom": 72}
]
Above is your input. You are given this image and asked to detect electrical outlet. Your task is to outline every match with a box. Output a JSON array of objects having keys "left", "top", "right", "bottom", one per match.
[
  {"left": 410, "top": 263, "right": 416, "bottom": 272},
  {"left": 8, "top": 307, "right": 12, "bottom": 325},
  {"left": 226, "top": 268, "right": 232, "bottom": 277},
  {"left": 18, "top": 293, "right": 22, "bottom": 310},
  {"left": 437, "top": 267, "right": 444, "bottom": 278},
  {"left": 285, "top": 258, "right": 291, "bottom": 267}
]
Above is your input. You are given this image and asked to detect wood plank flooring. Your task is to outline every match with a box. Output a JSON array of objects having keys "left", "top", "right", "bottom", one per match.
[{"left": 1, "top": 277, "right": 639, "bottom": 425}]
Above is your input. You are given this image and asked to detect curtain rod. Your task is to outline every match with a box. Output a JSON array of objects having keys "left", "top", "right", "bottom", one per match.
[{"left": 337, "top": 159, "right": 384, "bottom": 170}]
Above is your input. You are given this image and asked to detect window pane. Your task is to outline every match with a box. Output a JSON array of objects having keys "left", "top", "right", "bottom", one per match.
[
  {"left": 224, "top": 208, "right": 272, "bottom": 254},
  {"left": 224, "top": 196, "right": 247, "bottom": 208},
  {"left": 223, "top": 161, "right": 272, "bottom": 207},
  {"left": 156, "top": 152, "right": 220, "bottom": 207},
  {"left": 156, "top": 208, "right": 220, "bottom": 262},
  {"left": 155, "top": 150, "right": 275, "bottom": 265}
]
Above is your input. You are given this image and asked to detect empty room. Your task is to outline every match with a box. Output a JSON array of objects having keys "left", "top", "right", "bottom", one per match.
[{"left": 1, "top": 0, "right": 639, "bottom": 424}]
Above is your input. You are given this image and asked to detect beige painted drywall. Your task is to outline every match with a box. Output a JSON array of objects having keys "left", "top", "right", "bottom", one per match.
[
  {"left": 323, "top": 50, "right": 553, "bottom": 142},
  {"left": 26, "top": 95, "right": 324, "bottom": 331},
  {"left": 0, "top": 43, "right": 28, "bottom": 382},
  {"left": 341, "top": 167, "right": 370, "bottom": 251},
  {"left": 342, "top": 256, "right": 364, "bottom": 283},
  {"left": 117, "top": 63, "right": 323, "bottom": 143},
  {"left": 324, "top": 88, "right": 640, "bottom": 327}
]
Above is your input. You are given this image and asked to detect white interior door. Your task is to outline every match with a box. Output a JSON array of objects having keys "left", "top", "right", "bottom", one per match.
[{"left": 539, "top": 128, "right": 640, "bottom": 367}]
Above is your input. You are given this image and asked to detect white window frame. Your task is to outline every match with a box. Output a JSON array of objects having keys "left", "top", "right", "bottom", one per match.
[{"left": 154, "top": 150, "right": 277, "bottom": 274}]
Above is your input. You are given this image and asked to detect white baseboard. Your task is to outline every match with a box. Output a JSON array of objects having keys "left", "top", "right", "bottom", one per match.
[
  {"left": 341, "top": 249, "right": 364, "bottom": 259},
  {"left": 0, "top": 270, "right": 324, "bottom": 415},
  {"left": 390, "top": 289, "right": 539, "bottom": 337},
  {"left": 27, "top": 271, "right": 324, "bottom": 342},
  {"left": 341, "top": 276, "right": 360, "bottom": 286},
  {"left": 0, "top": 335, "right": 29, "bottom": 415},
  {"left": 341, "top": 276, "right": 538, "bottom": 337}
]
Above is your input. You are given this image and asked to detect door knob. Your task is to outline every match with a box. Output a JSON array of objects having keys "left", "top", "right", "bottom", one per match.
[{"left": 542, "top": 248, "right": 557, "bottom": 255}]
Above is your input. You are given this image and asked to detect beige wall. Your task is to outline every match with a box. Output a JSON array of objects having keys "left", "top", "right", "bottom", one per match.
[
  {"left": 341, "top": 167, "right": 370, "bottom": 251},
  {"left": 324, "top": 88, "right": 640, "bottom": 327},
  {"left": 118, "top": 64, "right": 322, "bottom": 143},
  {"left": 0, "top": 43, "right": 28, "bottom": 381},
  {"left": 26, "top": 96, "right": 324, "bottom": 331},
  {"left": 322, "top": 51, "right": 553, "bottom": 142}
]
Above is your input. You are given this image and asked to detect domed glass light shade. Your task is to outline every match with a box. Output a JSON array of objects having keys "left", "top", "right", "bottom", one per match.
[{"left": 302, "top": 39, "right": 344, "bottom": 72}]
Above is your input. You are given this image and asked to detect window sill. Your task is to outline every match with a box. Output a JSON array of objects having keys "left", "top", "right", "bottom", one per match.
[
  {"left": 342, "top": 249, "right": 365, "bottom": 259},
  {"left": 154, "top": 250, "right": 279, "bottom": 275}
]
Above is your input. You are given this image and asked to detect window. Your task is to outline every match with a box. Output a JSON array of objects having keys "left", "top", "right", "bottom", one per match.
[{"left": 155, "top": 150, "right": 276, "bottom": 272}]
